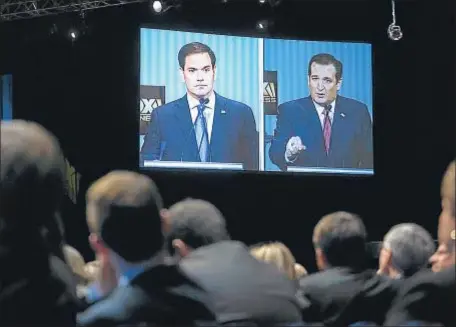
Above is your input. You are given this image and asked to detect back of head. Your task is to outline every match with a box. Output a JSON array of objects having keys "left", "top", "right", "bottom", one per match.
[
  {"left": 313, "top": 211, "right": 367, "bottom": 268},
  {"left": 250, "top": 242, "right": 297, "bottom": 280},
  {"left": 165, "top": 198, "right": 230, "bottom": 255},
  {"left": 0, "top": 120, "right": 65, "bottom": 229},
  {"left": 86, "top": 170, "right": 163, "bottom": 263},
  {"left": 383, "top": 223, "right": 435, "bottom": 277}
]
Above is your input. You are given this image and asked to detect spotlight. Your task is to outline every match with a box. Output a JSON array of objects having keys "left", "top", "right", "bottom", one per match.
[
  {"left": 387, "top": 23, "right": 403, "bottom": 41},
  {"left": 152, "top": 0, "right": 163, "bottom": 13},
  {"left": 68, "top": 28, "right": 79, "bottom": 40},
  {"left": 259, "top": 0, "right": 266, "bottom": 3},
  {"left": 256, "top": 19, "right": 270, "bottom": 32},
  {"left": 387, "top": 0, "right": 403, "bottom": 41},
  {"left": 150, "top": 0, "right": 181, "bottom": 14}
]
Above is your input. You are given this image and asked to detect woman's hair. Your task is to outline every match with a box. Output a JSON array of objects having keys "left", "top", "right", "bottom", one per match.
[{"left": 250, "top": 242, "right": 298, "bottom": 280}]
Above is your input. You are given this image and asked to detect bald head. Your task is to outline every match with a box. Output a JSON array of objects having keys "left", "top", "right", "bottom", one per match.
[{"left": 1, "top": 120, "right": 65, "bottom": 227}]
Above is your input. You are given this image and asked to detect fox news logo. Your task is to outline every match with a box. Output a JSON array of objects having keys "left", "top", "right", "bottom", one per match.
[
  {"left": 140, "top": 98, "right": 163, "bottom": 122},
  {"left": 263, "top": 81, "right": 277, "bottom": 103}
]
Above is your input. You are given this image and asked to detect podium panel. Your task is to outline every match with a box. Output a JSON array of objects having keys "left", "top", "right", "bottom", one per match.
[
  {"left": 143, "top": 161, "right": 243, "bottom": 171},
  {"left": 287, "top": 167, "right": 373, "bottom": 175}
]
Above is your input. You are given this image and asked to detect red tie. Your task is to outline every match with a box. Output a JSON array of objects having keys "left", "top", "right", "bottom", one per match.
[{"left": 323, "top": 106, "right": 332, "bottom": 154}]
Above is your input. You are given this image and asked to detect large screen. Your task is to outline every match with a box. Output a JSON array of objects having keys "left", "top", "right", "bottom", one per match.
[
  {"left": 1, "top": 74, "right": 13, "bottom": 121},
  {"left": 139, "top": 28, "right": 373, "bottom": 175}
]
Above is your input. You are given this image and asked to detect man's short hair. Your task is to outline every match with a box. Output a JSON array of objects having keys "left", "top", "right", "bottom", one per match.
[
  {"left": 86, "top": 171, "right": 164, "bottom": 263},
  {"left": 308, "top": 53, "right": 343, "bottom": 82},
  {"left": 383, "top": 223, "right": 435, "bottom": 277},
  {"left": 178, "top": 42, "right": 216, "bottom": 70},
  {"left": 442, "top": 160, "right": 455, "bottom": 218},
  {"left": 165, "top": 198, "right": 230, "bottom": 254},
  {"left": 0, "top": 120, "right": 65, "bottom": 228},
  {"left": 313, "top": 211, "right": 367, "bottom": 267}
]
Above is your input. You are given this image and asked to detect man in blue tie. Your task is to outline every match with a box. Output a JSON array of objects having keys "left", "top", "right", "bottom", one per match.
[
  {"left": 141, "top": 42, "right": 258, "bottom": 170},
  {"left": 269, "top": 53, "right": 373, "bottom": 171}
]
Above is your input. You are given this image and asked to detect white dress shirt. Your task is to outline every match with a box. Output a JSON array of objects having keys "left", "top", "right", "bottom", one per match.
[
  {"left": 187, "top": 92, "right": 216, "bottom": 142},
  {"left": 313, "top": 99, "right": 336, "bottom": 129}
]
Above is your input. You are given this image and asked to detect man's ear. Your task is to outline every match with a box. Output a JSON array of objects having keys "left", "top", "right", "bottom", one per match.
[
  {"left": 378, "top": 247, "right": 392, "bottom": 275},
  {"left": 179, "top": 67, "right": 185, "bottom": 83},
  {"left": 336, "top": 78, "right": 343, "bottom": 91},
  {"left": 89, "top": 233, "right": 107, "bottom": 255},
  {"left": 160, "top": 209, "right": 171, "bottom": 234},
  {"left": 315, "top": 247, "right": 327, "bottom": 271},
  {"left": 213, "top": 64, "right": 217, "bottom": 81},
  {"left": 172, "top": 239, "right": 191, "bottom": 258}
]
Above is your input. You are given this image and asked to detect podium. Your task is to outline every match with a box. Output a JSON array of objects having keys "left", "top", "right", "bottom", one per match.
[
  {"left": 287, "top": 166, "right": 373, "bottom": 175},
  {"left": 143, "top": 160, "right": 243, "bottom": 171}
]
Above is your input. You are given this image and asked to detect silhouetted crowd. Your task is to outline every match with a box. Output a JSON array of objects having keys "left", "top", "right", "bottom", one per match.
[{"left": 1, "top": 120, "right": 454, "bottom": 326}]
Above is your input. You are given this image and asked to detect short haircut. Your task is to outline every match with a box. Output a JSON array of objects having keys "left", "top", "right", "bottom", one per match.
[
  {"left": 0, "top": 120, "right": 65, "bottom": 228},
  {"left": 86, "top": 171, "right": 164, "bottom": 263},
  {"left": 178, "top": 42, "right": 216, "bottom": 70},
  {"left": 308, "top": 53, "right": 343, "bottom": 82},
  {"left": 442, "top": 160, "right": 455, "bottom": 218},
  {"left": 313, "top": 211, "right": 367, "bottom": 268},
  {"left": 383, "top": 223, "right": 435, "bottom": 277},
  {"left": 165, "top": 198, "right": 230, "bottom": 254}
]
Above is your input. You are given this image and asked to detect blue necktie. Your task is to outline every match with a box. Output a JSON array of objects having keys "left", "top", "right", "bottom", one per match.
[{"left": 195, "top": 99, "right": 209, "bottom": 162}]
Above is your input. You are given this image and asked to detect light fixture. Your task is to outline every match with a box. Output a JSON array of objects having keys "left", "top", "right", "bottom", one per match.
[
  {"left": 387, "top": 0, "right": 403, "bottom": 41},
  {"left": 149, "top": 0, "right": 181, "bottom": 14}
]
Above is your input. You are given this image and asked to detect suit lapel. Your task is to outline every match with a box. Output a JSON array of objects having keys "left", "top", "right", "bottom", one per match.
[
  {"left": 173, "top": 95, "right": 199, "bottom": 160},
  {"left": 209, "top": 93, "right": 228, "bottom": 162},
  {"left": 329, "top": 98, "right": 348, "bottom": 156},
  {"left": 300, "top": 97, "right": 325, "bottom": 152}
]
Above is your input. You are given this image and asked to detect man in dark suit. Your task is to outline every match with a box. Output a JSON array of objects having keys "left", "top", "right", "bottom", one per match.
[
  {"left": 163, "top": 198, "right": 304, "bottom": 324},
  {"left": 269, "top": 53, "right": 373, "bottom": 171},
  {"left": 77, "top": 171, "right": 214, "bottom": 326},
  {"left": 385, "top": 161, "right": 455, "bottom": 326},
  {"left": 141, "top": 42, "right": 258, "bottom": 170},
  {"left": 298, "top": 211, "right": 399, "bottom": 326},
  {"left": 0, "top": 120, "right": 82, "bottom": 326}
]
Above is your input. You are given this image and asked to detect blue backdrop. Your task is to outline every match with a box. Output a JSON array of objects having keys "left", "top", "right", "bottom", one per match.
[
  {"left": 263, "top": 39, "right": 373, "bottom": 171},
  {"left": 1, "top": 75, "right": 13, "bottom": 120},
  {"left": 140, "top": 28, "right": 261, "bottom": 130}
]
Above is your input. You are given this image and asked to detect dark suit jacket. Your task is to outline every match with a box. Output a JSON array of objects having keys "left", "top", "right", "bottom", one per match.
[
  {"left": 269, "top": 96, "right": 373, "bottom": 171},
  {"left": 384, "top": 265, "right": 455, "bottom": 326},
  {"left": 0, "top": 231, "right": 82, "bottom": 326},
  {"left": 141, "top": 93, "right": 259, "bottom": 170},
  {"left": 77, "top": 264, "right": 214, "bottom": 326},
  {"left": 178, "top": 241, "right": 303, "bottom": 324},
  {"left": 297, "top": 267, "right": 399, "bottom": 326}
]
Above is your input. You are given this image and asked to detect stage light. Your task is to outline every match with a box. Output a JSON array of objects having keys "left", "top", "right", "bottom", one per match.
[
  {"left": 256, "top": 19, "right": 269, "bottom": 31},
  {"left": 259, "top": 0, "right": 266, "bottom": 3},
  {"left": 152, "top": 0, "right": 163, "bottom": 13},
  {"left": 68, "top": 28, "right": 78, "bottom": 40},
  {"left": 387, "top": 0, "right": 403, "bottom": 41}
]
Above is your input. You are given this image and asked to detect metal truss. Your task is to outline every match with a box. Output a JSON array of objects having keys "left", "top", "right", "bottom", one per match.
[{"left": 0, "top": 0, "right": 147, "bottom": 21}]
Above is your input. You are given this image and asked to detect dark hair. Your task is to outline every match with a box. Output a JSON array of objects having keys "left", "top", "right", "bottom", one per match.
[
  {"left": 308, "top": 53, "right": 343, "bottom": 82},
  {"left": 0, "top": 120, "right": 65, "bottom": 229},
  {"left": 87, "top": 171, "right": 164, "bottom": 263},
  {"left": 165, "top": 198, "right": 230, "bottom": 255},
  {"left": 178, "top": 42, "right": 216, "bottom": 70},
  {"left": 314, "top": 211, "right": 367, "bottom": 268}
]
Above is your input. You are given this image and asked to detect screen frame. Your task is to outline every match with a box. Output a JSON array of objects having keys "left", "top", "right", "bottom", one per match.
[{"left": 137, "top": 24, "right": 375, "bottom": 177}]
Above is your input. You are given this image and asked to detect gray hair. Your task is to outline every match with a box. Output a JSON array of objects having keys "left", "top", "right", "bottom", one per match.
[{"left": 383, "top": 223, "right": 435, "bottom": 277}]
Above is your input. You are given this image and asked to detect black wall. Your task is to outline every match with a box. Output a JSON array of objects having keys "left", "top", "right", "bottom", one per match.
[{"left": 0, "top": 0, "right": 454, "bottom": 271}]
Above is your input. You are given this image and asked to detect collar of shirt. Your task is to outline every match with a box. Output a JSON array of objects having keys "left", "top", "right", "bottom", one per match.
[
  {"left": 187, "top": 92, "right": 215, "bottom": 112},
  {"left": 313, "top": 99, "right": 336, "bottom": 126}
]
